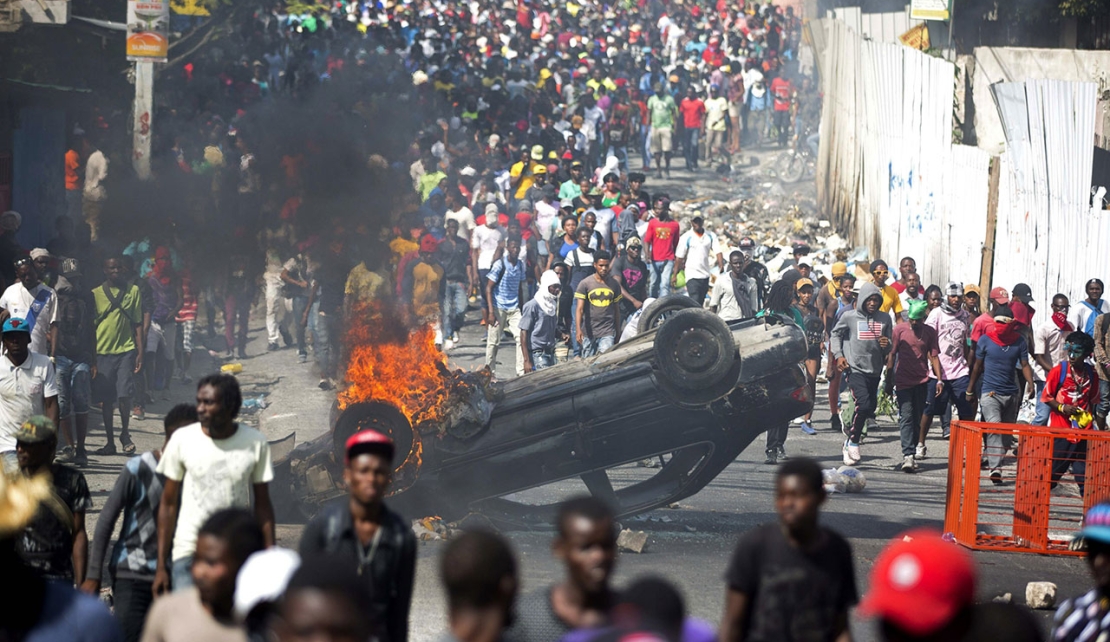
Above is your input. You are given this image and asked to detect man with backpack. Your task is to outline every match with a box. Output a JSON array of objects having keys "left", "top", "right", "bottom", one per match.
[
  {"left": 299, "top": 430, "right": 416, "bottom": 642},
  {"left": 92, "top": 256, "right": 144, "bottom": 456},
  {"left": 54, "top": 259, "right": 97, "bottom": 467},
  {"left": 485, "top": 235, "right": 527, "bottom": 376}
]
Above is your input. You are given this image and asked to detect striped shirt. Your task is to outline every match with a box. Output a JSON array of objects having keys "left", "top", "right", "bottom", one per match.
[
  {"left": 1053, "top": 589, "right": 1110, "bottom": 642},
  {"left": 487, "top": 256, "right": 525, "bottom": 310}
]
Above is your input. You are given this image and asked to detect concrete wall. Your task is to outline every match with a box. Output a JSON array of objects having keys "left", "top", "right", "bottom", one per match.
[{"left": 971, "top": 47, "right": 1110, "bottom": 154}]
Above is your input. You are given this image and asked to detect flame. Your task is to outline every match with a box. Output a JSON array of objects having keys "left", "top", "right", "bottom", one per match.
[{"left": 338, "top": 301, "right": 451, "bottom": 426}]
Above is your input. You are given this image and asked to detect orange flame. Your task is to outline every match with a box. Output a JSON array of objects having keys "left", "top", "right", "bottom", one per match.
[{"left": 337, "top": 301, "right": 451, "bottom": 426}]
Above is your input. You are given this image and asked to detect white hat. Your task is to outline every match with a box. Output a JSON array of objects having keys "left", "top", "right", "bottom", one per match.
[
  {"left": 0, "top": 211, "right": 21, "bottom": 232},
  {"left": 233, "top": 548, "right": 301, "bottom": 621}
]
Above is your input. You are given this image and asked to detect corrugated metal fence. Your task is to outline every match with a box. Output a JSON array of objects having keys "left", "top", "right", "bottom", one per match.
[
  {"left": 816, "top": 18, "right": 992, "bottom": 289},
  {"left": 992, "top": 80, "right": 1106, "bottom": 314},
  {"left": 826, "top": 5, "right": 924, "bottom": 45}
]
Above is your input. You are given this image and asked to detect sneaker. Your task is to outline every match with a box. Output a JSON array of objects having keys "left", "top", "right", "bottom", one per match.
[
  {"left": 451, "top": 332, "right": 460, "bottom": 343},
  {"left": 74, "top": 450, "right": 88, "bottom": 467},
  {"left": 297, "top": 351, "right": 308, "bottom": 364},
  {"left": 915, "top": 443, "right": 927, "bottom": 460},
  {"left": 990, "top": 469, "right": 1003, "bottom": 485},
  {"left": 942, "top": 431, "right": 950, "bottom": 440},
  {"left": 846, "top": 441, "right": 861, "bottom": 464},
  {"left": 238, "top": 348, "right": 248, "bottom": 359},
  {"left": 442, "top": 339, "right": 455, "bottom": 351},
  {"left": 56, "top": 446, "right": 76, "bottom": 463},
  {"left": 225, "top": 348, "right": 234, "bottom": 358},
  {"left": 901, "top": 455, "right": 916, "bottom": 473},
  {"left": 267, "top": 342, "right": 280, "bottom": 351},
  {"left": 764, "top": 449, "right": 778, "bottom": 465},
  {"left": 776, "top": 446, "right": 788, "bottom": 461},
  {"left": 830, "top": 414, "right": 842, "bottom": 434},
  {"left": 842, "top": 442, "right": 855, "bottom": 466},
  {"left": 132, "top": 406, "right": 145, "bottom": 421},
  {"left": 318, "top": 378, "right": 334, "bottom": 391},
  {"left": 800, "top": 421, "right": 816, "bottom": 435}
]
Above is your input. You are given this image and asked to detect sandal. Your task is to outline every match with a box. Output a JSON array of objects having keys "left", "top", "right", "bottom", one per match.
[
  {"left": 121, "top": 441, "right": 137, "bottom": 455},
  {"left": 93, "top": 444, "right": 117, "bottom": 456}
]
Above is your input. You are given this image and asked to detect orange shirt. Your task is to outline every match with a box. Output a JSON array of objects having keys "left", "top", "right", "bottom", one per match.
[{"left": 65, "top": 149, "right": 80, "bottom": 190}]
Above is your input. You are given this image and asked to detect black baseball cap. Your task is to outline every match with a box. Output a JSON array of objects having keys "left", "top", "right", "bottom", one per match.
[{"left": 1011, "top": 283, "right": 1033, "bottom": 303}]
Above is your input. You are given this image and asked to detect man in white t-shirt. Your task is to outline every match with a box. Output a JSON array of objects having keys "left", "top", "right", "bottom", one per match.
[
  {"left": 0, "top": 317, "right": 58, "bottom": 472},
  {"left": 471, "top": 204, "right": 504, "bottom": 326},
  {"left": 704, "top": 85, "right": 730, "bottom": 166},
  {"left": 674, "top": 216, "right": 722, "bottom": 306},
  {"left": 153, "top": 374, "right": 274, "bottom": 595},
  {"left": 898, "top": 273, "right": 925, "bottom": 322},
  {"left": 0, "top": 258, "right": 58, "bottom": 357},
  {"left": 444, "top": 191, "right": 476, "bottom": 242}
]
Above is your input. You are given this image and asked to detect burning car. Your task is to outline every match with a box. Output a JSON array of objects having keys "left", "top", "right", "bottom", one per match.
[{"left": 270, "top": 296, "right": 811, "bottom": 524}]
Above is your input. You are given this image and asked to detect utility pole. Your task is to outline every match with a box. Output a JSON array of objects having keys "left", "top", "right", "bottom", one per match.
[{"left": 132, "top": 61, "right": 153, "bottom": 180}]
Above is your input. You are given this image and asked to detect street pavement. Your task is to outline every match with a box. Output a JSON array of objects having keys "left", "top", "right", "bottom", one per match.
[{"left": 76, "top": 162, "right": 1090, "bottom": 641}]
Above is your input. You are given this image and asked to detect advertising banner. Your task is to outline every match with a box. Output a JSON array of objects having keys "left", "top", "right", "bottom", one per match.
[
  {"left": 910, "top": 0, "right": 951, "bottom": 21},
  {"left": 126, "top": 0, "right": 169, "bottom": 62}
]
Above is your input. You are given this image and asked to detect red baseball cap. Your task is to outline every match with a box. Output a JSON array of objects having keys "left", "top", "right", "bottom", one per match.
[
  {"left": 858, "top": 529, "right": 976, "bottom": 636},
  {"left": 989, "top": 286, "right": 1010, "bottom": 305},
  {"left": 345, "top": 429, "right": 395, "bottom": 464}
]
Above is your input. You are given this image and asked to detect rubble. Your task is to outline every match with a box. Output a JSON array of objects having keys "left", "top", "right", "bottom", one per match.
[
  {"left": 412, "top": 516, "right": 449, "bottom": 541},
  {"left": 1025, "top": 582, "right": 1057, "bottom": 609},
  {"left": 617, "top": 529, "right": 649, "bottom": 554},
  {"left": 992, "top": 593, "right": 1013, "bottom": 604}
]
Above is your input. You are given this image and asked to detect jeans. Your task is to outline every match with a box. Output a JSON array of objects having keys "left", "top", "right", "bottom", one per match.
[
  {"left": 442, "top": 280, "right": 469, "bottom": 339},
  {"left": 1098, "top": 380, "right": 1110, "bottom": 419},
  {"left": 1032, "top": 381, "right": 1050, "bottom": 426},
  {"left": 642, "top": 126, "right": 652, "bottom": 167},
  {"left": 55, "top": 355, "right": 92, "bottom": 418},
  {"left": 477, "top": 269, "right": 491, "bottom": 310},
  {"left": 606, "top": 145, "right": 629, "bottom": 174},
  {"left": 171, "top": 556, "right": 193, "bottom": 592},
  {"left": 570, "top": 298, "right": 582, "bottom": 358},
  {"left": 486, "top": 307, "right": 523, "bottom": 376},
  {"left": 291, "top": 295, "right": 308, "bottom": 355},
  {"left": 683, "top": 128, "right": 699, "bottom": 168},
  {"left": 113, "top": 578, "right": 154, "bottom": 642},
  {"left": 531, "top": 349, "right": 556, "bottom": 371},
  {"left": 979, "top": 392, "right": 1019, "bottom": 469},
  {"left": 581, "top": 335, "right": 615, "bottom": 357},
  {"left": 925, "top": 375, "right": 972, "bottom": 436},
  {"left": 685, "top": 277, "right": 709, "bottom": 306},
  {"left": 847, "top": 372, "right": 881, "bottom": 444},
  {"left": 313, "top": 305, "right": 338, "bottom": 379},
  {"left": 897, "top": 384, "right": 928, "bottom": 457},
  {"left": 648, "top": 260, "right": 674, "bottom": 299},
  {"left": 773, "top": 110, "right": 791, "bottom": 146}
]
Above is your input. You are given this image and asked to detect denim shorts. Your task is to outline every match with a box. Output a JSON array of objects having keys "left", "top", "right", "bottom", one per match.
[{"left": 55, "top": 355, "right": 92, "bottom": 418}]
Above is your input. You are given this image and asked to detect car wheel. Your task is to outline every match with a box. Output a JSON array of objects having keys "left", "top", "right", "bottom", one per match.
[
  {"left": 652, "top": 308, "right": 738, "bottom": 392},
  {"left": 638, "top": 294, "right": 701, "bottom": 333},
  {"left": 331, "top": 401, "right": 415, "bottom": 470}
]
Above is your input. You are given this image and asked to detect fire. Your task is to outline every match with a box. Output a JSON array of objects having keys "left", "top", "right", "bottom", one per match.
[{"left": 337, "top": 301, "right": 451, "bottom": 426}]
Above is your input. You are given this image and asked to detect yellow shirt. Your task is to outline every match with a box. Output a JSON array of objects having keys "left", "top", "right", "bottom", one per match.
[
  {"left": 510, "top": 161, "right": 543, "bottom": 200},
  {"left": 345, "top": 263, "right": 387, "bottom": 304},
  {"left": 879, "top": 284, "right": 903, "bottom": 316}
]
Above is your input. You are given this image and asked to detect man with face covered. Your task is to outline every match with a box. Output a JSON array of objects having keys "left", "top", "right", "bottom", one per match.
[
  {"left": 298, "top": 430, "right": 416, "bottom": 642},
  {"left": 521, "top": 270, "right": 563, "bottom": 372},
  {"left": 884, "top": 300, "right": 942, "bottom": 473},
  {"left": 506, "top": 497, "right": 617, "bottom": 642}
]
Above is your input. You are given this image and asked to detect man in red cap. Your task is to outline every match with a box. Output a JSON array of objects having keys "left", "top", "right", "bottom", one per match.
[
  {"left": 860, "top": 529, "right": 1040, "bottom": 641},
  {"left": 299, "top": 429, "right": 416, "bottom": 642}
]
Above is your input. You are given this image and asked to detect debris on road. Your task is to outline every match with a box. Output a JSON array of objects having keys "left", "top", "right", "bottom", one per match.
[
  {"left": 1025, "top": 582, "right": 1057, "bottom": 609},
  {"left": 618, "top": 529, "right": 649, "bottom": 554},
  {"left": 992, "top": 593, "right": 1013, "bottom": 604}
]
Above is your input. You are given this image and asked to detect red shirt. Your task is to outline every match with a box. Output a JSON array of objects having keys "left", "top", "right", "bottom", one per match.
[
  {"left": 771, "top": 77, "right": 792, "bottom": 112},
  {"left": 65, "top": 149, "right": 80, "bottom": 190},
  {"left": 679, "top": 98, "right": 707, "bottom": 129},
  {"left": 1042, "top": 362, "right": 1101, "bottom": 429},
  {"left": 644, "top": 219, "right": 680, "bottom": 262}
]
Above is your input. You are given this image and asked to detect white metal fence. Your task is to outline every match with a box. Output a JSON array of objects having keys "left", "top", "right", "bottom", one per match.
[{"left": 816, "top": 18, "right": 992, "bottom": 290}]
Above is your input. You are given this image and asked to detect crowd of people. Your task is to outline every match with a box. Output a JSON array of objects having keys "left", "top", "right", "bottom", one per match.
[{"left": 2, "top": 0, "right": 1109, "bottom": 638}]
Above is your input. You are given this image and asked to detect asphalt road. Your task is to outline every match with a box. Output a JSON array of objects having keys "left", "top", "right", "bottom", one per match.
[{"left": 77, "top": 163, "right": 1090, "bottom": 642}]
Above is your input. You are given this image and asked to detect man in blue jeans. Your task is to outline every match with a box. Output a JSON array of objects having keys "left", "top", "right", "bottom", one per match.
[
  {"left": 520, "top": 270, "right": 563, "bottom": 373},
  {"left": 54, "top": 258, "right": 95, "bottom": 467},
  {"left": 575, "top": 251, "right": 621, "bottom": 357},
  {"left": 967, "top": 305, "right": 1036, "bottom": 485},
  {"left": 436, "top": 219, "right": 472, "bottom": 349},
  {"left": 920, "top": 281, "right": 974, "bottom": 454}
]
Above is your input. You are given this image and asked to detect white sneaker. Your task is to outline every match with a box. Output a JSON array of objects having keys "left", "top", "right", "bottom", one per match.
[
  {"left": 842, "top": 442, "right": 854, "bottom": 466},
  {"left": 847, "top": 441, "right": 861, "bottom": 463},
  {"left": 915, "top": 443, "right": 927, "bottom": 460},
  {"left": 901, "top": 455, "right": 916, "bottom": 473},
  {"left": 442, "top": 339, "right": 455, "bottom": 352}
]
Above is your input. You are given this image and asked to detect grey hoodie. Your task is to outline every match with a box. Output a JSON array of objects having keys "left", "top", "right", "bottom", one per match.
[{"left": 830, "top": 281, "right": 893, "bottom": 375}]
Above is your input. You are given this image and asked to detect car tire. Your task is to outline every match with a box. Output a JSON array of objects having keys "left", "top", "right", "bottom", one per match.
[
  {"left": 652, "top": 308, "right": 738, "bottom": 392},
  {"left": 638, "top": 294, "right": 702, "bottom": 333},
  {"left": 331, "top": 401, "right": 415, "bottom": 469}
]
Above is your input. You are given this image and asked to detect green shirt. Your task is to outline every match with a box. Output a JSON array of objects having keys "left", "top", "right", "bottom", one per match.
[
  {"left": 93, "top": 283, "right": 143, "bottom": 355},
  {"left": 647, "top": 94, "right": 677, "bottom": 129}
]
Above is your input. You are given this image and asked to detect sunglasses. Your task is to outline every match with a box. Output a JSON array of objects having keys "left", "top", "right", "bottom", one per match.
[
  {"left": 13, "top": 257, "right": 32, "bottom": 268},
  {"left": 872, "top": 269, "right": 889, "bottom": 276}
]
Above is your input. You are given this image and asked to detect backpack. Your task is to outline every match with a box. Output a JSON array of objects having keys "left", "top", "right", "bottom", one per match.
[{"left": 56, "top": 287, "right": 92, "bottom": 357}]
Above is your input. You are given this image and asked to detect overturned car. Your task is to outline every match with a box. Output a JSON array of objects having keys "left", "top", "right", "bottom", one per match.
[{"left": 270, "top": 296, "right": 812, "bottom": 524}]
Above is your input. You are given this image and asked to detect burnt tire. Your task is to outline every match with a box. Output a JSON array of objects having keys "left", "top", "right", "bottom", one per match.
[
  {"left": 652, "top": 308, "right": 738, "bottom": 393},
  {"left": 331, "top": 401, "right": 414, "bottom": 470},
  {"left": 638, "top": 294, "right": 702, "bottom": 333}
]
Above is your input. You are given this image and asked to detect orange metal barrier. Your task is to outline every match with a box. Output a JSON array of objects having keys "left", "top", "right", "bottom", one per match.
[{"left": 944, "top": 420, "right": 1110, "bottom": 555}]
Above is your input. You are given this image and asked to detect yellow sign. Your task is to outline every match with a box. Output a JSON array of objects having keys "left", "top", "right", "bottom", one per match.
[
  {"left": 899, "top": 24, "right": 931, "bottom": 50},
  {"left": 126, "top": 0, "right": 169, "bottom": 62}
]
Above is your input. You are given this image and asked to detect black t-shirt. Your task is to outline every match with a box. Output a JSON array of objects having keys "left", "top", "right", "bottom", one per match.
[
  {"left": 18, "top": 464, "right": 93, "bottom": 581},
  {"left": 725, "top": 523, "right": 857, "bottom": 642},
  {"left": 612, "top": 254, "right": 648, "bottom": 302}
]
